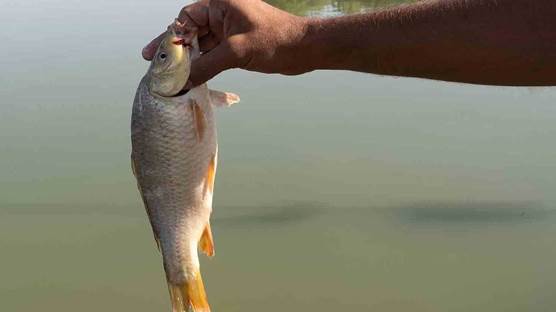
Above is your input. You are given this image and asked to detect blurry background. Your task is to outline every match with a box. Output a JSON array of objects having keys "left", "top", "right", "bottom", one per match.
[{"left": 1, "top": 0, "right": 556, "bottom": 311}]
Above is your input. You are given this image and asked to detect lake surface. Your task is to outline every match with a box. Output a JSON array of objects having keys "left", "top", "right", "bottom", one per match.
[{"left": 1, "top": 0, "right": 555, "bottom": 311}]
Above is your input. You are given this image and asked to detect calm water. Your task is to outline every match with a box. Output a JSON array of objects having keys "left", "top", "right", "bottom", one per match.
[{"left": 1, "top": 0, "right": 556, "bottom": 311}]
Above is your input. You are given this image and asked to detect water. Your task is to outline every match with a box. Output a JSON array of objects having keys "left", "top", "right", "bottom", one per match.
[{"left": 1, "top": 0, "right": 556, "bottom": 311}]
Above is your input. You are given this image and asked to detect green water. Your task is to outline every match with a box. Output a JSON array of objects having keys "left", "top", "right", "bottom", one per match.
[{"left": 2, "top": 0, "right": 556, "bottom": 311}]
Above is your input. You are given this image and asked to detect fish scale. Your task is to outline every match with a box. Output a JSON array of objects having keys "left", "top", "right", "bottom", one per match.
[
  {"left": 131, "top": 27, "right": 238, "bottom": 312},
  {"left": 132, "top": 82, "right": 215, "bottom": 280}
]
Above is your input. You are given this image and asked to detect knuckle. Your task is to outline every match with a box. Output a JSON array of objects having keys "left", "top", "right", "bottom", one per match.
[
  {"left": 227, "top": 36, "right": 250, "bottom": 60},
  {"left": 211, "top": 0, "right": 228, "bottom": 9}
]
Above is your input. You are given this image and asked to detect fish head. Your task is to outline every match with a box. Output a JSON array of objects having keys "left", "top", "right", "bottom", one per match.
[{"left": 147, "top": 26, "right": 195, "bottom": 97}]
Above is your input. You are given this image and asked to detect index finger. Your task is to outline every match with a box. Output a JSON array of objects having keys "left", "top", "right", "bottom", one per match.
[
  {"left": 142, "top": 0, "right": 211, "bottom": 61},
  {"left": 178, "top": 0, "right": 210, "bottom": 37}
]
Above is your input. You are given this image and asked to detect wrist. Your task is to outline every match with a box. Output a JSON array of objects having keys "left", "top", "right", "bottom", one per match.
[
  {"left": 285, "top": 17, "right": 329, "bottom": 74},
  {"left": 273, "top": 15, "right": 313, "bottom": 75},
  {"left": 290, "top": 16, "right": 366, "bottom": 73}
]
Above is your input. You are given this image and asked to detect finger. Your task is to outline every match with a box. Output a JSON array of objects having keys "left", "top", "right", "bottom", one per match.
[
  {"left": 188, "top": 41, "right": 237, "bottom": 87},
  {"left": 199, "top": 33, "right": 219, "bottom": 53},
  {"left": 142, "top": 32, "right": 165, "bottom": 60},
  {"left": 178, "top": 0, "right": 209, "bottom": 32},
  {"left": 208, "top": 0, "right": 226, "bottom": 41}
]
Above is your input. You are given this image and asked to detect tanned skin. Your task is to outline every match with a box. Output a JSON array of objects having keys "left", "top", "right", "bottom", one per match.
[{"left": 143, "top": 0, "right": 556, "bottom": 87}]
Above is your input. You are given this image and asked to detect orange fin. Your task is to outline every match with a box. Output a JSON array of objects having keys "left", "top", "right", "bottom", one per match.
[
  {"left": 209, "top": 89, "right": 240, "bottom": 108},
  {"left": 199, "top": 222, "right": 215, "bottom": 257},
  {"left": 202, "top": 152, "right": 217, "bottom": 199},
  {"left": 168, "top": 271, "right": 210, "bottom": 312},
  {"left": 189, "top": 100, "right": 206, "bottom": 142}
]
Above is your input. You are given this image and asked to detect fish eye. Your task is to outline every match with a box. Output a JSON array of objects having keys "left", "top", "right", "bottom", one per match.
[{"left": 159, "top": 52, "right": 167, "bottom": 60}]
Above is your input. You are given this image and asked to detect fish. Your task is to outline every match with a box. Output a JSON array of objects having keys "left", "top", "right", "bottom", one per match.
[{"left": 131, "top": 23, "right": 239, "bottom": 312}]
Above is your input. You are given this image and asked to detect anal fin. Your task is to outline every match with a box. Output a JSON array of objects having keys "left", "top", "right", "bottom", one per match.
[{"left": 199, "top": 222, "right": 215, "bottom": 257}]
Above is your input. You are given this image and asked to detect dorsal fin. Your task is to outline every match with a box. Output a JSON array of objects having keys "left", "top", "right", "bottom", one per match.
[{"left": 202, "top": 152, "right": 217, "bottom": 199}]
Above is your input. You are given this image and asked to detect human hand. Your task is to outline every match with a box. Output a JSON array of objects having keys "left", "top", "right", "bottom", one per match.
[{"left": 142, "top": 0, "right": 308, "bottom": 87}]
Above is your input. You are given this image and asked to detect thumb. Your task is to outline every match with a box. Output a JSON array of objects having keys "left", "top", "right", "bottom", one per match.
[{"left": 188, "top": 41, "right": 238, "bottom": 87}]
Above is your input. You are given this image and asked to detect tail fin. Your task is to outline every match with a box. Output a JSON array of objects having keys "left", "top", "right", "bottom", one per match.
[{"left": 167, "top": 270, "right": 210, "bottom": 312}]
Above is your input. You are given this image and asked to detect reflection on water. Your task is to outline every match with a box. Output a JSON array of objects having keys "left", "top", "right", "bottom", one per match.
[
  {"left": 394, "top": 201, "right": 552, "bottom": 224},
  {"left": 213, "top": 203, "right": 324, "bottom": 227},
  {"left": 1, "top": 0, "right": 556, "bottom": 311}
]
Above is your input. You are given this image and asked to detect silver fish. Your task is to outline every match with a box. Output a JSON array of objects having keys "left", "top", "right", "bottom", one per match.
[{"left": 131, "top": 25, "right": 239, "bottom": 312}]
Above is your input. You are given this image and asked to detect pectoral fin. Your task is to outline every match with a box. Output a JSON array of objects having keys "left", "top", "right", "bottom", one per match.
[
  {"left": 209, "top": 89, "right": 240, "bottom": 108},
  {"left": 189, "top": 100, "right": 206, "bottom": 142},
  {"left": 199, "top": 222, "right": 215, "bottom": 257}
]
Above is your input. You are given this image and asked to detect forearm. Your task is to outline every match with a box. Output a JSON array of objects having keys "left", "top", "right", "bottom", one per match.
[{"left": 295, "top": 0, "right": 556, "bottom": 86}]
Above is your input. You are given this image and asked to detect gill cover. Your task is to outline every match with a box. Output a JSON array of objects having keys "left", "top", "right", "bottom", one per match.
[{"left": 148, "top": 28, "right": 191, "bottom": 97}]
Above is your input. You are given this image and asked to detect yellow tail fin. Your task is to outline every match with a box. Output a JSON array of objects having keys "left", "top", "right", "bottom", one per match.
[{"left": 167, "top": 270, "right": 210, "bottom": 312}]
